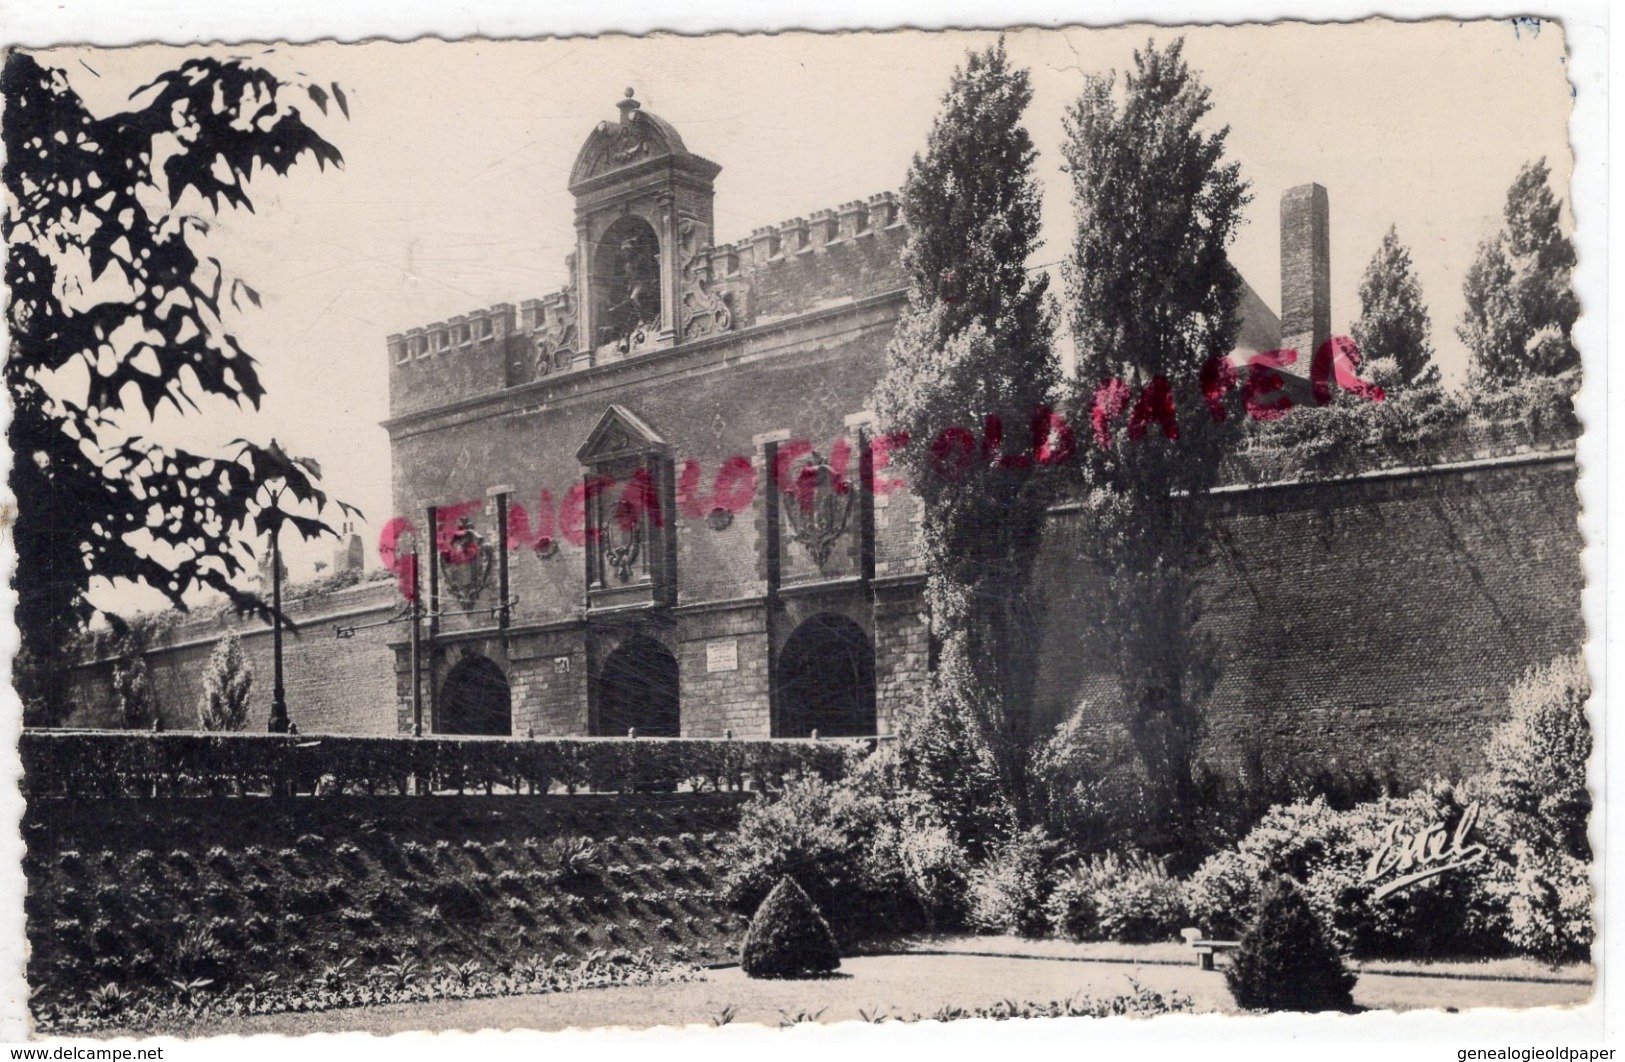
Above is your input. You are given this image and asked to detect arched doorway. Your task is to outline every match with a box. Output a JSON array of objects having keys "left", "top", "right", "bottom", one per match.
[
  {"left": 595, "top": 635, "right": 680, "bottom": 737},
  {"left": 439, "top": 655, "right": 512, "bottom": 736},
  {"left": 776, "top": 613, "right": 876, "bottom": 737}
]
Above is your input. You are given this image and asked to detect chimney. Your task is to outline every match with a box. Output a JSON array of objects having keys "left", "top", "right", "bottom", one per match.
[
  {"left": 1279, "top": 183, "right": 1330, "bottom": 375},
  {"left": 332, "top": 522, "right": 365, "bottom": 576}
]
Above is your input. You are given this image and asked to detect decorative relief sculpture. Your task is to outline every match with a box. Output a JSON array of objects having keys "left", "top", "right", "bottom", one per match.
[
  {"left": 782, "top": 452, "right": 852, "bottom": 569},
  {"left": 440, "top": 516, "right": 495, "bottom": 608},
  {"left": 605, "top": 493, "right": 644, "bottom": 583},
  {"left": 678, "top": 216, "right": 733, "bottom": 341}
]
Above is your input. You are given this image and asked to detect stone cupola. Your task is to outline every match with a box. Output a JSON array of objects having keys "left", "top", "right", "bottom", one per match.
[{"left": 567, "top": 89, "right": 726, "bottom": 358}]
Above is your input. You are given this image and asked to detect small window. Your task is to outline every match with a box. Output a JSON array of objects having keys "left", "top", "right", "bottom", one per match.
[
  {"left": 414, "top": 336, "right": 430, "bottom": 360},
  {"left": 479, "top": 317, "right": 494, "bottom": 339}
]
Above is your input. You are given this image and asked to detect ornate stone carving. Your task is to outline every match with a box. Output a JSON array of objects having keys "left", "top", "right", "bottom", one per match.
[
  {"left": 678, "top": 217, "right": 733, "bottom": 341},
  {"left": 440, "top": 516, "right": 495, "bottom": 608},
  {"left": 531, "top": 280, "right": 578, "bottom": 378},
  {"left": 782, "top": 452, "right": 852, "bottom": 569},
  {"left": 605, "top": 494, "right": 644, "bottom": 583},
  {"left": 581, "top": 116, "right": 652, "bottom": 179}
]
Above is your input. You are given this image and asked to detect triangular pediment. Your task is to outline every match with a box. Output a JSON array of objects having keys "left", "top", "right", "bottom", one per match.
[{"left": 577, "top": 404, "right": 668, "bottom": 464}]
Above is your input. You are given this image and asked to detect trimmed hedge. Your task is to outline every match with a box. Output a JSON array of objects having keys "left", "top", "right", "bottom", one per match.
[{"left": 21, "top": 731, "right": 875, "bottom": 799}]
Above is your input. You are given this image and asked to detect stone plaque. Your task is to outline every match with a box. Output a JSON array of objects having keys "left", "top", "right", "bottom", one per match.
[{"left": 705, "top": 639, "right": 739, "bottom": 673}]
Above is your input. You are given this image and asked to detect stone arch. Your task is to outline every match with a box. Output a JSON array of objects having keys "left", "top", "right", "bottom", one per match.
[
  {"left": 593, "top": 215, "right": 662, "bottom": 350},
  {"left": 595, "top": 634, "right": 680, "bottom": 737},
  {"left": 775, "top": 612, "right": 877, "bottom": 737},
  {"left": 438, "top": 654, "right": 512, "bottom": 736}
]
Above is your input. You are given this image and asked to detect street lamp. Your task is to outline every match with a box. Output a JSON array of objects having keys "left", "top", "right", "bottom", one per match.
[{"left": 267, "top": 524, "right": 290, "bottom": 734}]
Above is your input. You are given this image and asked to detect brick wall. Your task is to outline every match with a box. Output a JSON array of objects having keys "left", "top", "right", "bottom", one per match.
[
  {"left": 1030, "top": 453, "right": 1583, "bottom": 785},
  {"left": 65, "top": 578, "right": 400, "bottom": 735}
]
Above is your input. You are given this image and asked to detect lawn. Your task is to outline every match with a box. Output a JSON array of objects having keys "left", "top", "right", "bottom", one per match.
[{"left": 103, "top": 941, "right": 1593, "bottom": 1038}]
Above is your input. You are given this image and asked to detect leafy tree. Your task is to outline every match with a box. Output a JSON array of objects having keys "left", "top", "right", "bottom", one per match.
[
  {"left": 1061, "top": 38, "right": 1250, "bottom": 851},
  {"left": 197, "top": 631, "right": 255, "bottom": 731},
  {"left": 871, "top": 38, "right": 1059, "bottom": 841},
  {"left": 1352, "top": 226, "right": 1438, "bottom": 389},
  {"left": 1458, "top": 158, "right": 1579, "bottom": 385},
  {"left": 3, "top": 52, "right": 356, "bottom": 724}
]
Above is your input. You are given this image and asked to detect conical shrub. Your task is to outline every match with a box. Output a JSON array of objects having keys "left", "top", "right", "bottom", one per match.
[
  {"left": 741, "top": 875, "right": 841, "bottom": 979},
  {"left": 1225, "top": 876, "right": 1357, "bottom": 1012}
]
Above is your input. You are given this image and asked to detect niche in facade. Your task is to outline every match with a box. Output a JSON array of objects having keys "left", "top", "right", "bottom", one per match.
[{"left": 593, "top": 216, "right": 662, "bottom": 353}]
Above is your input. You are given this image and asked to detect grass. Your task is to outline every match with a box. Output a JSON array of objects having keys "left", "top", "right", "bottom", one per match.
[{"left": 87, "top": 946, "right": 1593, "bottom": 1038}]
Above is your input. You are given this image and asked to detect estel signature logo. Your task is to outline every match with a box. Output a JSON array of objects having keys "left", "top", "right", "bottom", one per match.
[{"left": 1363, "top": 802, "right": 1488, "bottom": 900}]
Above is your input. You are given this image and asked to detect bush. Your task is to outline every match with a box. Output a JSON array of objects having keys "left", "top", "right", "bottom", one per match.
[
  {"left": 1185, "top": 787, "right": 1488, "bottom": 958},
  {"left": 1031, "top": 712, "right": 1154, "bottom": 855},
  {"left": 1485, "top": 840, "right": 1593, "bottom": 964},
  {"left": 966, "top": 827, "right": 1054, "bottom": 938},
  {"left": 197, "top": 632, "right": 254, "bottom": 732},
  {"left": 1225, "top": 876, "right": 1356, "bottom": 1013},
  {"left": 740, "top": 876, "right": 840, "bottom": 979},
  {"left": 1047, "top": 851, "right": 1188, "bottom": 943},
  {"left": 721, "top": 770, "right": 945, "bottom": 941},
  {"left": 1471, "top": 654, "right": 1591, "bottom": 861}
]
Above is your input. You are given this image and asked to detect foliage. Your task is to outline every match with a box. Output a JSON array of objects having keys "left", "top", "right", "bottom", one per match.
[
  {"left": 1486, "top": 841, "right": 1593, "bottom": 964},
  {"left": 1352, "top": 226, "right": 1439, "bottom": 389},
  {"left": 1061, "top": 37, "right": 1250, "bottom": 847},
  {"left": 1030, "top": 709, "right": 1153, "bottom": 853},
  {"left": 872, "top": 37, "right": 1059, "bottom": 836},
  {"left": 1458, "top": 159, "right": 1580, "bottom": 386},
  {"left": 1046, "top": 851, "right": 1188, "bottom": 943},
  {"left": 720, "top": 770, "right": 930, "bottom": 941},
  {"left": 1471, "top": 654, "right": 1591, "bottom": 860},
  {"left": 965, "top": 826, "right": 1056, "bottom": 937},
  {"left": 1224, "top": 876, "right": 1356, "bottom": 1013},
  {"left": 1185, "top": 788, "right": 1489, "bottom": 958},
  {"left": 20, "top": 731, "right": 870, "bottom": 799},
  {"left": 197, "top": 632, "right": 254, "bottom": 731},
  {"left": 740, "top": 876, "right": 841, "bottom": 979},
  {"left": 851, "top": 985, "right": 1193, "bottom": 1024},
  {"left": 113, "top": 656, "right": 156, "bottom": 731},
  {"left": 35, "top": 949, "right": 705, "bottom": 1035},
  {"left": 1466, "top": 654, "right": 1593, "bottom": 963},
  {"left": 2, "top": 52, "right": 354, "bottom": 726}
]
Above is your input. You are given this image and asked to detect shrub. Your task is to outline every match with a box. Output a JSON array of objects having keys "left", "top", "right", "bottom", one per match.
[
  {"left": 1471, "top": 654, "right": 1591, "bottom": 861},
  {"left": 740, "top": 876, "right": 840, "bottom": 979},
  {"left": 1185, "top": 788, "right": 1487, "bottom": 958},
  {"left": 721, "top": 772, "right": 918, "bottom": 940},
  {"left": 196, "top": 632, "right": 253, "bottom": 732},
  {"left": 1488, "top": 841, "right": 1593, "bottom": 964},
  {"left": 1031, "top": 713, "right": 1154, "bottom": 854},
  {"left": 965, "top": 827, "right": 1054, "bottom": 938},
  {"left": 1225, "top": 877, "right": 1356, "bottom": 1013},
  {"left": 1047, "top": 851, "right": 1188, "bottom": 943}
]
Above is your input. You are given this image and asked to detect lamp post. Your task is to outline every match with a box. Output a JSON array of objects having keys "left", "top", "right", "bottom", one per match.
[{"left": 266, "top": 526, "right": 290, "bottom": 733}]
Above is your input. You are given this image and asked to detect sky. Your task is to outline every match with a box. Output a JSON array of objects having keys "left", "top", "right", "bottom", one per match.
[{"left": 30, "top": 20, "right": 1576, "bottom": 612}]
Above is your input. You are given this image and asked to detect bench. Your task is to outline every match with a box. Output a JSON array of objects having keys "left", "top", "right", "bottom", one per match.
[{"left": 1180, "top": 927, "right": 1240, "bottom": 970}]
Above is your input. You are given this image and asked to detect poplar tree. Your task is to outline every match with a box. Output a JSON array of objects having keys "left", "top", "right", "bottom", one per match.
[
  {"left": 872, "top": 37, "right": 1060, "bottom": 845},
  {"left": 1061, "top": 38, "right": 1250, "bottom": 851},
  {"left": 1352, "top": 227, "right": 1439, "bottom": 389},
  {"left": 198, "top": 632, "right": 255, "bottom": 731},
  {"left": 1458, "top": 158, "right": 1580, "bottom": 385}
]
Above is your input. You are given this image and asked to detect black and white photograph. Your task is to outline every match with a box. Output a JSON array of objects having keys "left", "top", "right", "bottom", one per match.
[{"left": 0, "top": 12, "right": 1605, "bottom": 1045}]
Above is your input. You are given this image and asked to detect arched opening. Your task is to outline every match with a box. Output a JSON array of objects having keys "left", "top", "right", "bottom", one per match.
[
  {"left": 439, "top": 655, "right": 512, "bottom": 736},
  {"left": 593, "top": 216, "right": 662, "bottom": 351},
  {"left": 776, "top": 613, "right": 876, "bottom": 737},
  {"left": 595, "top": 635, "right": 680, "bottom": 737}
]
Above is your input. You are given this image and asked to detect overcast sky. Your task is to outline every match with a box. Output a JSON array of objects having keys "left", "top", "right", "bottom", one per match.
[{"left": 33, "top": 20, "right": 1575, "bottom": 610}]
